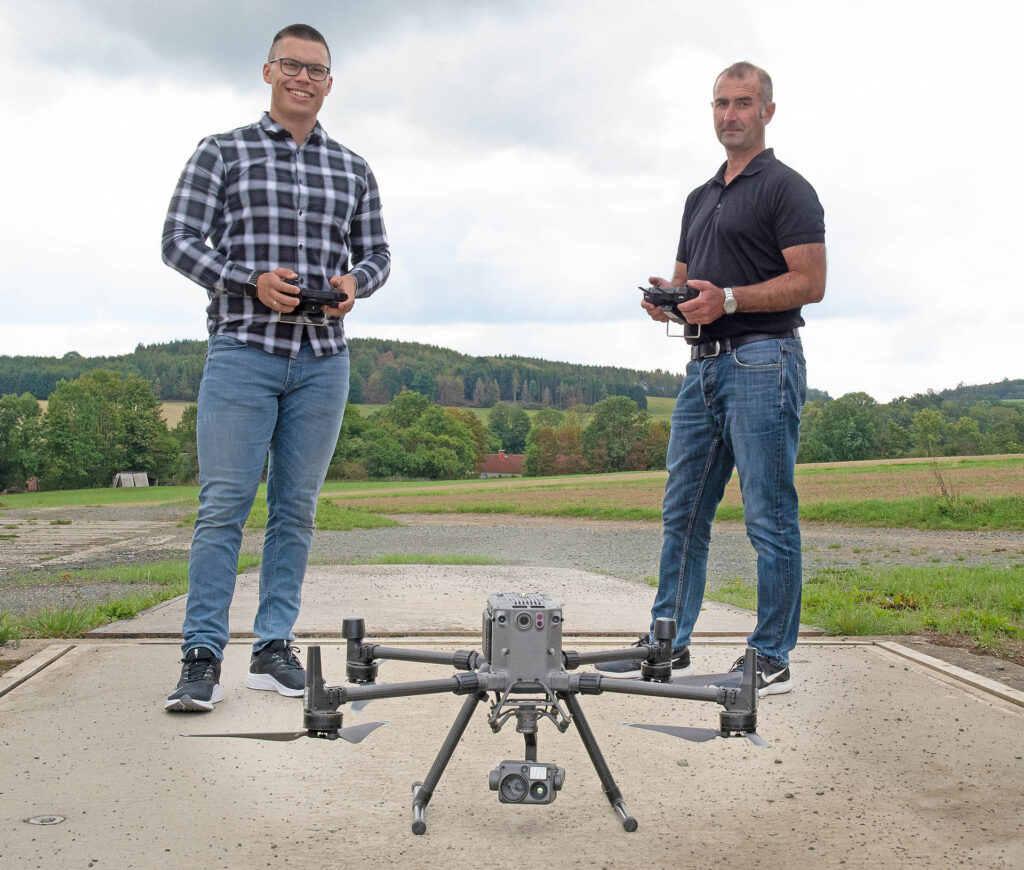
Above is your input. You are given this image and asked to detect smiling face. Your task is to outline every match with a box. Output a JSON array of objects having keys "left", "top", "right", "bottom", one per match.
[
  {"left": 712, "top": 72, "right": 775, "bottom": 157},
  {"left": 263, "top": 36, "right": 333, "bottom": 137}
]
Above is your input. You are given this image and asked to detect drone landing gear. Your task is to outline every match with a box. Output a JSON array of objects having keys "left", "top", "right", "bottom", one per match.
[
  {"left": 411, "top": 692, "right": 486, "bottom": 834},
  {"left": 562, "top": 692, "right": 638, "bottom": 832}
]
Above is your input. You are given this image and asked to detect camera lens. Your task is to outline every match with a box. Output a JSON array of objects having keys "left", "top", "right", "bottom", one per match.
[
  {"left": 499, "top": 774, "right": 528, "bottom": 802},
  {"left": 515, "top": 612, "right": 533, "bottom": 630},
  {"left": 529, "top": 781, "right": 549, "bottom": 801}
]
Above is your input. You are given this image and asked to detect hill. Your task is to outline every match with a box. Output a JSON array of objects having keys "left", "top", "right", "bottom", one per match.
[{"left": 0, "top": 337, "right": 683, "bottom": 410}]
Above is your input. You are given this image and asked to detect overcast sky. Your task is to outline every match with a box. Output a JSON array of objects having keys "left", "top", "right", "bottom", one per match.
[{"left": 1, "top": 0, "right": 1020, "bottom": 402}]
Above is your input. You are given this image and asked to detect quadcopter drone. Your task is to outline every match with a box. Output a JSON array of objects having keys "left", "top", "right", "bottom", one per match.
[{"left": 188, "top": 593, "right": 767, "bottom": 834}]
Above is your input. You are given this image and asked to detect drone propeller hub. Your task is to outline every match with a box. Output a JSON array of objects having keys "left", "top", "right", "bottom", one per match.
[
  {"left": 304, "top": 709, "right": 343, "bottom": 732},
  {"left": 719, "top": 709, "right": 757, "bottom": 734}
]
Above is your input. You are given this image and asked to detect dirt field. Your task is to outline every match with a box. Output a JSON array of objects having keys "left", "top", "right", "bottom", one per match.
[{"left": 327, "top": 456, "right": 1024, "bottom": 513}]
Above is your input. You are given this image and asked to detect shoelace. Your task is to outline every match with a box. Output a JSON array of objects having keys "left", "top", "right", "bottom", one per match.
[
  {"left": 182, "top": 654, "right": 216, "bottom": 681},
  {"left": 269, "top": 643, "right": 302, "bottom": 669}
]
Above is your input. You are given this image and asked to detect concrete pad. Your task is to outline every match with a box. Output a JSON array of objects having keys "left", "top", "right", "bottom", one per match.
[
  {"left": 86, "top": 564, "right": 820, "bottom": 639},
  {"left": 1, "top": 640, "right": 1022, "bottom": 868}
]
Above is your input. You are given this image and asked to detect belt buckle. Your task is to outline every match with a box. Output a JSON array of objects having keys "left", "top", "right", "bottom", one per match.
[{"left": 705, "top": 340, "right": 722, "bottom": 359}]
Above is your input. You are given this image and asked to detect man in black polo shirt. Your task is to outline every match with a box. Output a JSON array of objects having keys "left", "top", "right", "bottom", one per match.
[{"left": 598, "top": 62, "right": 825, "bottom": 694}]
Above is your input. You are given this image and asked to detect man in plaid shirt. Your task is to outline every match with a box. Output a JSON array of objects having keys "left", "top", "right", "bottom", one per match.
[{"left": 162, "top": 23, "right": 390, "bottom": 712}]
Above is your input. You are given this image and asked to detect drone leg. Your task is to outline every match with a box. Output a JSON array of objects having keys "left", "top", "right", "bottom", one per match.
[
  {"left": 410, "top": 692, "right": 485, "bottom": 835},
  {"left": 561, "top": 692, "right": 638, "bottom": 833}
]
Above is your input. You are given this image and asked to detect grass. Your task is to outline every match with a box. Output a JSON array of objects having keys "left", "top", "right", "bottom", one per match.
[
  {"left": 707, "top": 564, "right": 1024, "bottom": 662},
  {"left": 799, "top": 495, "right": 1024, "bottom": 531},
  {"left": 245, "top": 499, "right": 400, "bottom": 531},
  {"left": 1, "top": 556, "right": 259, "bottom": 640}
]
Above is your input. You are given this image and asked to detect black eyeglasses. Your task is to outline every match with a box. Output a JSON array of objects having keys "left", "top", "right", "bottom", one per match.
[{"left": 268, "top": 57, "right": 330, "bottom": 82}]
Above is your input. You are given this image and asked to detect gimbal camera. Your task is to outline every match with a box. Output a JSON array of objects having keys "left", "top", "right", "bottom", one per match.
[{"left": 187, "top": 593, "right": 766, "bottom": 834}]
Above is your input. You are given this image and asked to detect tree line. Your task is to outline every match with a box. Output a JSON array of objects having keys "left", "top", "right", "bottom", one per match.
[
  {"left": 2, "top": 347, "right": 1022, "bottom": 491},
  {"left": 0, "top": 338, "right": 687, "bottom": 410},
  {"left": 0, "top": 371, "right": 669, "bottom": 491}
]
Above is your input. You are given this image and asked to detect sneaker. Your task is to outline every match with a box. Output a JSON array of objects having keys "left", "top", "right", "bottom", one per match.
[
  {"left": 595, "top": 637, "right": 693, "bottom": 679},
  {"left": 722, "top": 653, "right": 792, "bottom": 696},
  {"left": 165, "top": 647, "right": 222, "bottom": 712},
  {"left": 246, "top": 640, "right": 305, "bottom": 697}
]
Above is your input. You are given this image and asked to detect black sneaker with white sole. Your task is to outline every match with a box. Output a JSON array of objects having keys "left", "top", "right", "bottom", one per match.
[
  {"left": 594, "top": 637, "right": 693, "bottom": 679},
  {"left": 246, "top": 640, "right": 305, "bottom": 697},
  {"left": 719, "top": 652, "right": 792, "bottom": 696},
  {"left": 165, "top": 647, "right": 222, "bottom": 712}
]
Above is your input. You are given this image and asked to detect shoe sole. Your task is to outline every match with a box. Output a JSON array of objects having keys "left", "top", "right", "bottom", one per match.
[
  {"left": 597, "top": 663, "right": 695, "bottom": 680},
  {"left": 164, "top": 684, "right": 223, "bottom": 712},
  {"left": 758, "top": 677, "right": 792, "bottom": 696},
  {"left": 246, "top": 672, "right": 304, "bottom": 697}
]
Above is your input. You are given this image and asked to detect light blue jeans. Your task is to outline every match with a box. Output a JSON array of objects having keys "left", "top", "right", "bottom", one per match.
[
  {"left": 651, "top": 337, "right": 806, "bottom": 666},
  {"left": 182, "top": 335, "right": 349, "bottom": 658}
]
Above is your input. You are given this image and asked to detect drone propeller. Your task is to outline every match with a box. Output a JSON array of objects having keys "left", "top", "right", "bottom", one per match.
[
  {"left": 183, "top": 720, "right": 387, "bottom": 744},
  {"left": 624, "top": 722, "right": 770, "bottom": 748}
]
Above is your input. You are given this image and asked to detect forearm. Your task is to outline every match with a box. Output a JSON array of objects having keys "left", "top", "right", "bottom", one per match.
[
  {"left": 346, "top": 170, "right": 391, "bottom": 297},
  {"left": 732, "top": 243, "right": 826, "bottom": 313}
]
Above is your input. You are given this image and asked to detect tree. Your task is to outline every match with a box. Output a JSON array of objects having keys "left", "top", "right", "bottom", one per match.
[
  {"left": 40, "top": 370, "right": 175, "bottom": 490},
  {"left": 910, "top": 408, "right": 947, "bottom": 457},
  {"left": 487, "top": 402, "right": 532, "bottom": 453},
  {"left": 814, "top": 392, "right": 878, "bottom": 462},
  {"left": 169, "top": 404, "right": 198, "bottom": 484},
  {"left": 582, "top": 396, "right": 652, "bottom": 472},
  {"left": 0, "top": 393, "right": 43, "bottom": 490}
]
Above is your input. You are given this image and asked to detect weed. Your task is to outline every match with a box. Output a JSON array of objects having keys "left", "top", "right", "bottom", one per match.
[{"left": 0, "top": 610, "right": 20, "bottom": 645}]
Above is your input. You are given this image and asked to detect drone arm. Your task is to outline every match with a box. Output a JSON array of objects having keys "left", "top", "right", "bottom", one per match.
[
  {"left": 562, "top": 673, "right": 728, "bottom": 704},
  {"left": 363, "top": 645, "right": 485, "bottom": 670},
  {"left": 329, "top": 673, "right": 481, "bottom": 705},
  {"left": 563, "top": 645, "right": 652, "bottom": 669}
]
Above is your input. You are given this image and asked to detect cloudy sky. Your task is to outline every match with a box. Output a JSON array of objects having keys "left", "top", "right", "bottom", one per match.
[{"left": 1, "top": 0, "right": 1020, "bottom": 402}]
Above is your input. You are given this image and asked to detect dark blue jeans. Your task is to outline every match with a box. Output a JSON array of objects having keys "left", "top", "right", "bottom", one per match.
[
  {"left": 651, "top": 337, "right": 806, "bottom": 666},
  {"left": 182, "top": 335, "right": 349, "bottom": 658}
]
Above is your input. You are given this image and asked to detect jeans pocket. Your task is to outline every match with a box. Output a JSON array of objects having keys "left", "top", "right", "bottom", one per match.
[
  {"left": 206, "top": 334, "right": 249, "bottom": 359},
  {"left": 733, "top": 340, "right": 783, "bottom": 370}
]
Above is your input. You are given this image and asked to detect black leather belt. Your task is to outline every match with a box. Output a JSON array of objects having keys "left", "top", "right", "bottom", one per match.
[{"left": 689, "top": 329, "right": 798, "bottom": 361}]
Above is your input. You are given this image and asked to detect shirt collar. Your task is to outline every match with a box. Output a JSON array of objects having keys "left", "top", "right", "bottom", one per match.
[
  {"left": 259, "top": 111, "right": 326, "bottom": 145},
  {"left": 712, "top": 147, "right": 776, "bottom": 186}
]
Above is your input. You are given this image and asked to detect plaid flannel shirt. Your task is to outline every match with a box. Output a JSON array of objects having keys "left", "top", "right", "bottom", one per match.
[{"left": 162, "top": 112, "right": 390, "bottom": 357}]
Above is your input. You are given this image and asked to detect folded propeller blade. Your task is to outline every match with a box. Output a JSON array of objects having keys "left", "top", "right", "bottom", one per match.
[
  {"left": 624, "top": 722, "right": 770, "bottom": 747},
  {"left": 183, "top": 721, "right": 387, "bottom": 744},
  {"left": 624, "top": 722, "right": 720, "bottom": 742}
]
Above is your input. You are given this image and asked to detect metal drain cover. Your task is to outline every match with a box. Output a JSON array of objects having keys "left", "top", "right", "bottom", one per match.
[{"left": 26, "top": 815, "right": 65, "bottom": 825}]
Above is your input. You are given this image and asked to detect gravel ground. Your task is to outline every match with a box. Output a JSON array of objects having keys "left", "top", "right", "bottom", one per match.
[{"left": 2, "top": 503, "right": 1023, "bottom": 689}]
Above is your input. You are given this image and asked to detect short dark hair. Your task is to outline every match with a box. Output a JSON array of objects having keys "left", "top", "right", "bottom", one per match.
[
  {"left": 716, "top": 61, "right": 773, "bottom": 111},
  {"left": 269, "top": 24, "right": 331, "bottom": 63}
]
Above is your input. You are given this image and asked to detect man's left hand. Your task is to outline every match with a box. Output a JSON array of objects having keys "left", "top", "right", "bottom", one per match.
[
  {"left": 324, "top": 275, "right": 357, "bottom": 317},
  {"left": 679, "top": 279, "right": 727, "bottom": 324}
]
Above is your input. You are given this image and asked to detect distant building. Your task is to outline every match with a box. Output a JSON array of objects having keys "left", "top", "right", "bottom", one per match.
[{"left": 476, "top": 451, "right": 524, "bottom": 478}]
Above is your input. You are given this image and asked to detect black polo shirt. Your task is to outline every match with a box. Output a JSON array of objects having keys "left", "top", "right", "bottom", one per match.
[{"left": 676, "top": 148, "right": 825, "bottom": 342}]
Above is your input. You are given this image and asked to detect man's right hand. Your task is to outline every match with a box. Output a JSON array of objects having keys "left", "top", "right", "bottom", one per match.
[
  {"left": 256, "top": 268, "right": 301, "bottom": 313},
  {"left": 642, "top": 275, "right": 676, "bottom": 322}
]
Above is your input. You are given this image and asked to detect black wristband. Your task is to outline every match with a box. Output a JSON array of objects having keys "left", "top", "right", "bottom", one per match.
[{"left": 244, "top": 270, "right": 263, "bottom": 299}]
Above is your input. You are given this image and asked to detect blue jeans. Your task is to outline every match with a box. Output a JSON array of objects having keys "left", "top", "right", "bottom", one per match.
[
  {"left": 650, "top": 337, "right": 806, "bottom": 666},
  {"left": 182, "top": 335, "right": 349, "bottom": 658}
]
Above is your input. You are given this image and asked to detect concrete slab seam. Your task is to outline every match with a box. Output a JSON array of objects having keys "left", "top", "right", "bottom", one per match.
[
  {"left": 876, "top": 640, "right": 1024, "bottom": 709},
  {"left": 0, "top": 644, "right": 76, "bottom": 699}
]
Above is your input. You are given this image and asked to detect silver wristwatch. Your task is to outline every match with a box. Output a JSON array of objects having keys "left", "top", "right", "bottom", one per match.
[{"left": 722, "top": 287, "right": 738, "bottom": 315}]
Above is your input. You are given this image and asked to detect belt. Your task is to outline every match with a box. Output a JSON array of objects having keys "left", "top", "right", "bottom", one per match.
[{"left": 689, "top": 329, "right": 798, "bottom": 361}]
